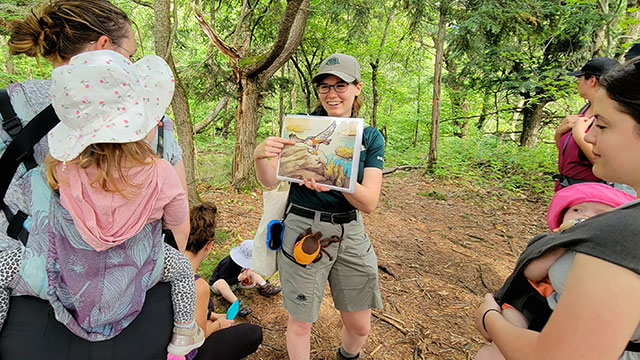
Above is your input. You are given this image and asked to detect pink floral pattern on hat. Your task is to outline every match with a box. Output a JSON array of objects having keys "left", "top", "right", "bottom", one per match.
[{"left": 49, "top": 50, "right": 175, "bottom": 161}]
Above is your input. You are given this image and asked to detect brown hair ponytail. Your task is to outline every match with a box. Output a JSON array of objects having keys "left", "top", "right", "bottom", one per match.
[{"left": 9, "top": 0, "right": 130, "bottom": 64}]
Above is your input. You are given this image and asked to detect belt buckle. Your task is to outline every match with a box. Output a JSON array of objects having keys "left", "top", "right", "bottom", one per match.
[{"left": 330, "top": 213, "right": 338, "bottom": 225}]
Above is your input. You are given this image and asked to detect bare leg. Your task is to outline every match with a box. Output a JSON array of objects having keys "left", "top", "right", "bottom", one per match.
[
  {"left": 212, "top": 279, "right": 238, "bottom": 304},
  {"left": 475, "top": 343, "right": 506, "bottom": 360},
  {"left": 286, "top": 313, "right": 312, "bottom": 360},
  {"left": 475, "top": 307, "right": 527, "bottom": 360},
  {"left": 502, "top": 307, "right": 529, "bottom": 329},
  {"left": 340, "top": 309, "right": 371, "bottom": 355}
]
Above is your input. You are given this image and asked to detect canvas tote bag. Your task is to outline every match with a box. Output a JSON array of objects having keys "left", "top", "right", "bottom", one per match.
[{"left": 251, "top": 181, "right": 289, "bottom": 277}]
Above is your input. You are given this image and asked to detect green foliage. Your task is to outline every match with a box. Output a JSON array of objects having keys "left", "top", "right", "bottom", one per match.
[
  {"left": 426, "top": 136, "right": 557, "bottom": 197},
  {"left": 196, "top": 134, "right": 234, "bottom": 187},
  {"left": 196, "top": 229, "right": 231, "bottom": 279},
  {"left": 417, "top": 190, "right": 447, "bottom": 200}
]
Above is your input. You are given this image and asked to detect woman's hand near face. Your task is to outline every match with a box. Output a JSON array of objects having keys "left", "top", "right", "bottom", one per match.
[
  {"left": 572, "top": 116, "right": 595, "bottom": 162},
  {"left": 555, "top": 115, "right": 579, "bottom": 148}
]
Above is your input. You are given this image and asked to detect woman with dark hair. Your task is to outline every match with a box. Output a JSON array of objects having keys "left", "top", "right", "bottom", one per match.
[
  {"left": 553, "top": 57, "right": 618, "bottom": 191},
  {"left": 475, "top": 59, "right": 640, "bottom": 359},
  {"left": 0, "top": 1, "right": 185, "bottom": 358},
  {"left": 254, "top": 53, "right": 385, "bottom": 360}
]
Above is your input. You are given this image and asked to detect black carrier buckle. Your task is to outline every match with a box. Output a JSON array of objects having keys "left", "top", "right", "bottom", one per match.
[
  {"left": 3, "top": 116, "right": 23, "bottom": 137},
  {"left": 7, "top": 210, "right": 28, "bottom": 242}
]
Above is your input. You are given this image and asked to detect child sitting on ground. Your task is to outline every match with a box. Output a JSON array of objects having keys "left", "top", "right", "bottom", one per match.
[
  {"left": 476, "top": 182, "right": 636, "bottom": 359},
  {"left": 0, "top": 50, "right": 203, "bottom": 358},
  {"left": 209, "top": 240, "right": 281, "bottom": 317},
  {"left": 183, "top": 202, "right": 263, "bottom": 360}
]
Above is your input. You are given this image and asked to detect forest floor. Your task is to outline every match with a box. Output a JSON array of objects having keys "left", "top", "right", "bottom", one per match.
[{"left": 198, "top": 170, "right": 550, "bottom": 360}]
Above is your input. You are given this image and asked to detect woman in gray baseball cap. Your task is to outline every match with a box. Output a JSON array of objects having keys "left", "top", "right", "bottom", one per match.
[{"left": 254, "top": 53, "right": 385, "bottom": 360}]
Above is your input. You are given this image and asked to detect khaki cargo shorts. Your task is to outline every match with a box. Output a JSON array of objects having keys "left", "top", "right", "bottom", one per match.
[{"left": 277, "top": 205, "right": 383, "bottom": 323}]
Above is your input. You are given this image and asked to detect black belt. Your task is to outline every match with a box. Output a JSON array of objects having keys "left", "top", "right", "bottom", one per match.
[{"left": 289, "top": 205, "right": 357, "bottom": 224}]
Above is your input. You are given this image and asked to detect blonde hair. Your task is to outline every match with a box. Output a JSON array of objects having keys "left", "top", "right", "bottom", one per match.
[
  {"left": 46, "top": 140, "right": 157, "bottom": 198},
  {"left": 9, "top": 0, "right": 130, "bottom": 64}
]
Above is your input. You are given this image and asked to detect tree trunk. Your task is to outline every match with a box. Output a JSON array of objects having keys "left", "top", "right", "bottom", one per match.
[
  {"left": 153, "top": 0, "right": 198, "bottom": 204},
  {"left": 370, "top": 62, "right": 378, "bottom": 128},
  {"left": 194, "top": 0, "right": 309, "bottom": 189},
  {"left": 2, "top": 37, "right": 15, "bottom": 75},
  {"left": 220, "top": 114, "right": 233, "bottom": 139},
  {"left": 277, "top": 66, "right": 285, "bottom": 136},
  {"left": 519, "top": 98, "right": 550, "bottom": 147},
  {"left": 232, "top": 78, "right": 260, "bottom": 189},
  {"left": 477, "top": 94, "right": 492, "bottom": 131},
  {"left": 195, "top": 94, "right": 231, "bottom": 134},
  {"left": 627, "top": 0, "right": 640, "bottom": 41},
  {"left": 428, "top": 2, "right": 447, "bottom": 168},
  {"left": 413, "top": 64, "right": 421, "bottom": 147},
  {"left": 370, "top": 9, "right": 394, "bottom": 129}
]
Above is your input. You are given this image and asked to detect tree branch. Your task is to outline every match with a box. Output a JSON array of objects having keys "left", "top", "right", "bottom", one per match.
[
  {"left": 192, "top": 1, "right": 239, "bottom": 63},
  {"left": 131, "top": 0, "right": 153, "bottom": 8},
  {"left": 195, "top": 94, "right": 232, "bottom": 133},
  {"left": 246, "top": 0, "right": 306, "bottom": 76},
  {"left": 259, "top": 0, "right": 310, "bottom": 81},
  {"left": 163, "top": 0, "right": 179, "bottom": 61}
]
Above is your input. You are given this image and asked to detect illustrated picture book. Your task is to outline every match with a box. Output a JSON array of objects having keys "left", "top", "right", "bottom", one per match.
[{"left": 276, "top": 114, "right": 363, "bottom": 193}]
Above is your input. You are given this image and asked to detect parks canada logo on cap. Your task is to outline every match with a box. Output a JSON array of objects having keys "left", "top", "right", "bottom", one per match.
[{"left": 326, "top": 57, "right": 340, "bottom": 66}]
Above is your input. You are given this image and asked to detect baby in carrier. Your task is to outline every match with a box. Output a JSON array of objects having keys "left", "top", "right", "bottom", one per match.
[{"left": 476, "top": 182, "right": 636, "bottom": 359}]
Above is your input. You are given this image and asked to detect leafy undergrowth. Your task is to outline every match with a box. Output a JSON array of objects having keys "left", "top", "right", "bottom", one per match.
[{"left": 386, "top": 136, "right": 556, "bottom": 200}]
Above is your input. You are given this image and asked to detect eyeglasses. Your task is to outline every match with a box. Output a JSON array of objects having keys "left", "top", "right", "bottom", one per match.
[
  {"left": 316, "top": 82, "right": 350, "bottom": 94},
  {"left": 113, "top": 43, "right": 138, "bottom": 62}
]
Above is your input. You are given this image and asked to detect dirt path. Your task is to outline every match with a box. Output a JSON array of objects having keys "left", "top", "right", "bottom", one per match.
[{"left": 200, "top": 171, "right": 549, "bottom": 359}]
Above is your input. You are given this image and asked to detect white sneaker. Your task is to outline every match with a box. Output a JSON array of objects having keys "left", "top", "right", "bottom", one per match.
[{"left": 166, "top": 323, "right": 205, "bottom": 356}]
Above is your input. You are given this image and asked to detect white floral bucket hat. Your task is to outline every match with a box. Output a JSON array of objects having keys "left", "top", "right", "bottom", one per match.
[{"left": 49, "top": 49, "right": 175, "bottom": 162}]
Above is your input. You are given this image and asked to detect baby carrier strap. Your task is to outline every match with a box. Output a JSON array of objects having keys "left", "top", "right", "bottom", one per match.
[{"left": 0, "top": 90, "right": 59, "bottom": 244}]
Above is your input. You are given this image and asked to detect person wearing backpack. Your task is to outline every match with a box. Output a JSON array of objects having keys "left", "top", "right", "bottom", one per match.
[{"left": 0, "top": 1, "right": 186, "bottom": 358}]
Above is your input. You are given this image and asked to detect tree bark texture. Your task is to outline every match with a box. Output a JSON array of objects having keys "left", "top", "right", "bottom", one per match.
[
  {"left": 194, "top": 0, "right": 310, "bottom": 189},
  {"left": 154, "top": 0, "right": 198, "bottom": 204},
  {"left": 370, "top": 9, "right": 394, "bottom": 129},
  {"left": 519, "top": 98, "right": 550, "bottom": 148},
  {"left": 428, "top": 2, "right": 447, "bottom": 168},
  {"left": 232, "top": 78, "right": 259, "bottom": 189},
  {"left": 370, "top": 62, "right": 379, "bottom": 129}
]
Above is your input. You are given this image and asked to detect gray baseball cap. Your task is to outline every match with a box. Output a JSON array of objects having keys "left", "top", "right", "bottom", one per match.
[{"left": 311, "top": 53, "right": 361, "bottom": 83}]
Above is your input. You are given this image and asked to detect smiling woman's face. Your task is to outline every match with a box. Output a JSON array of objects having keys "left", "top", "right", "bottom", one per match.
[
  {"left": 317, "top": 75, "right": 362, "bottom": 118},
  {"left": 585, "top": 89, "right": 640, "bottom": 191}
]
